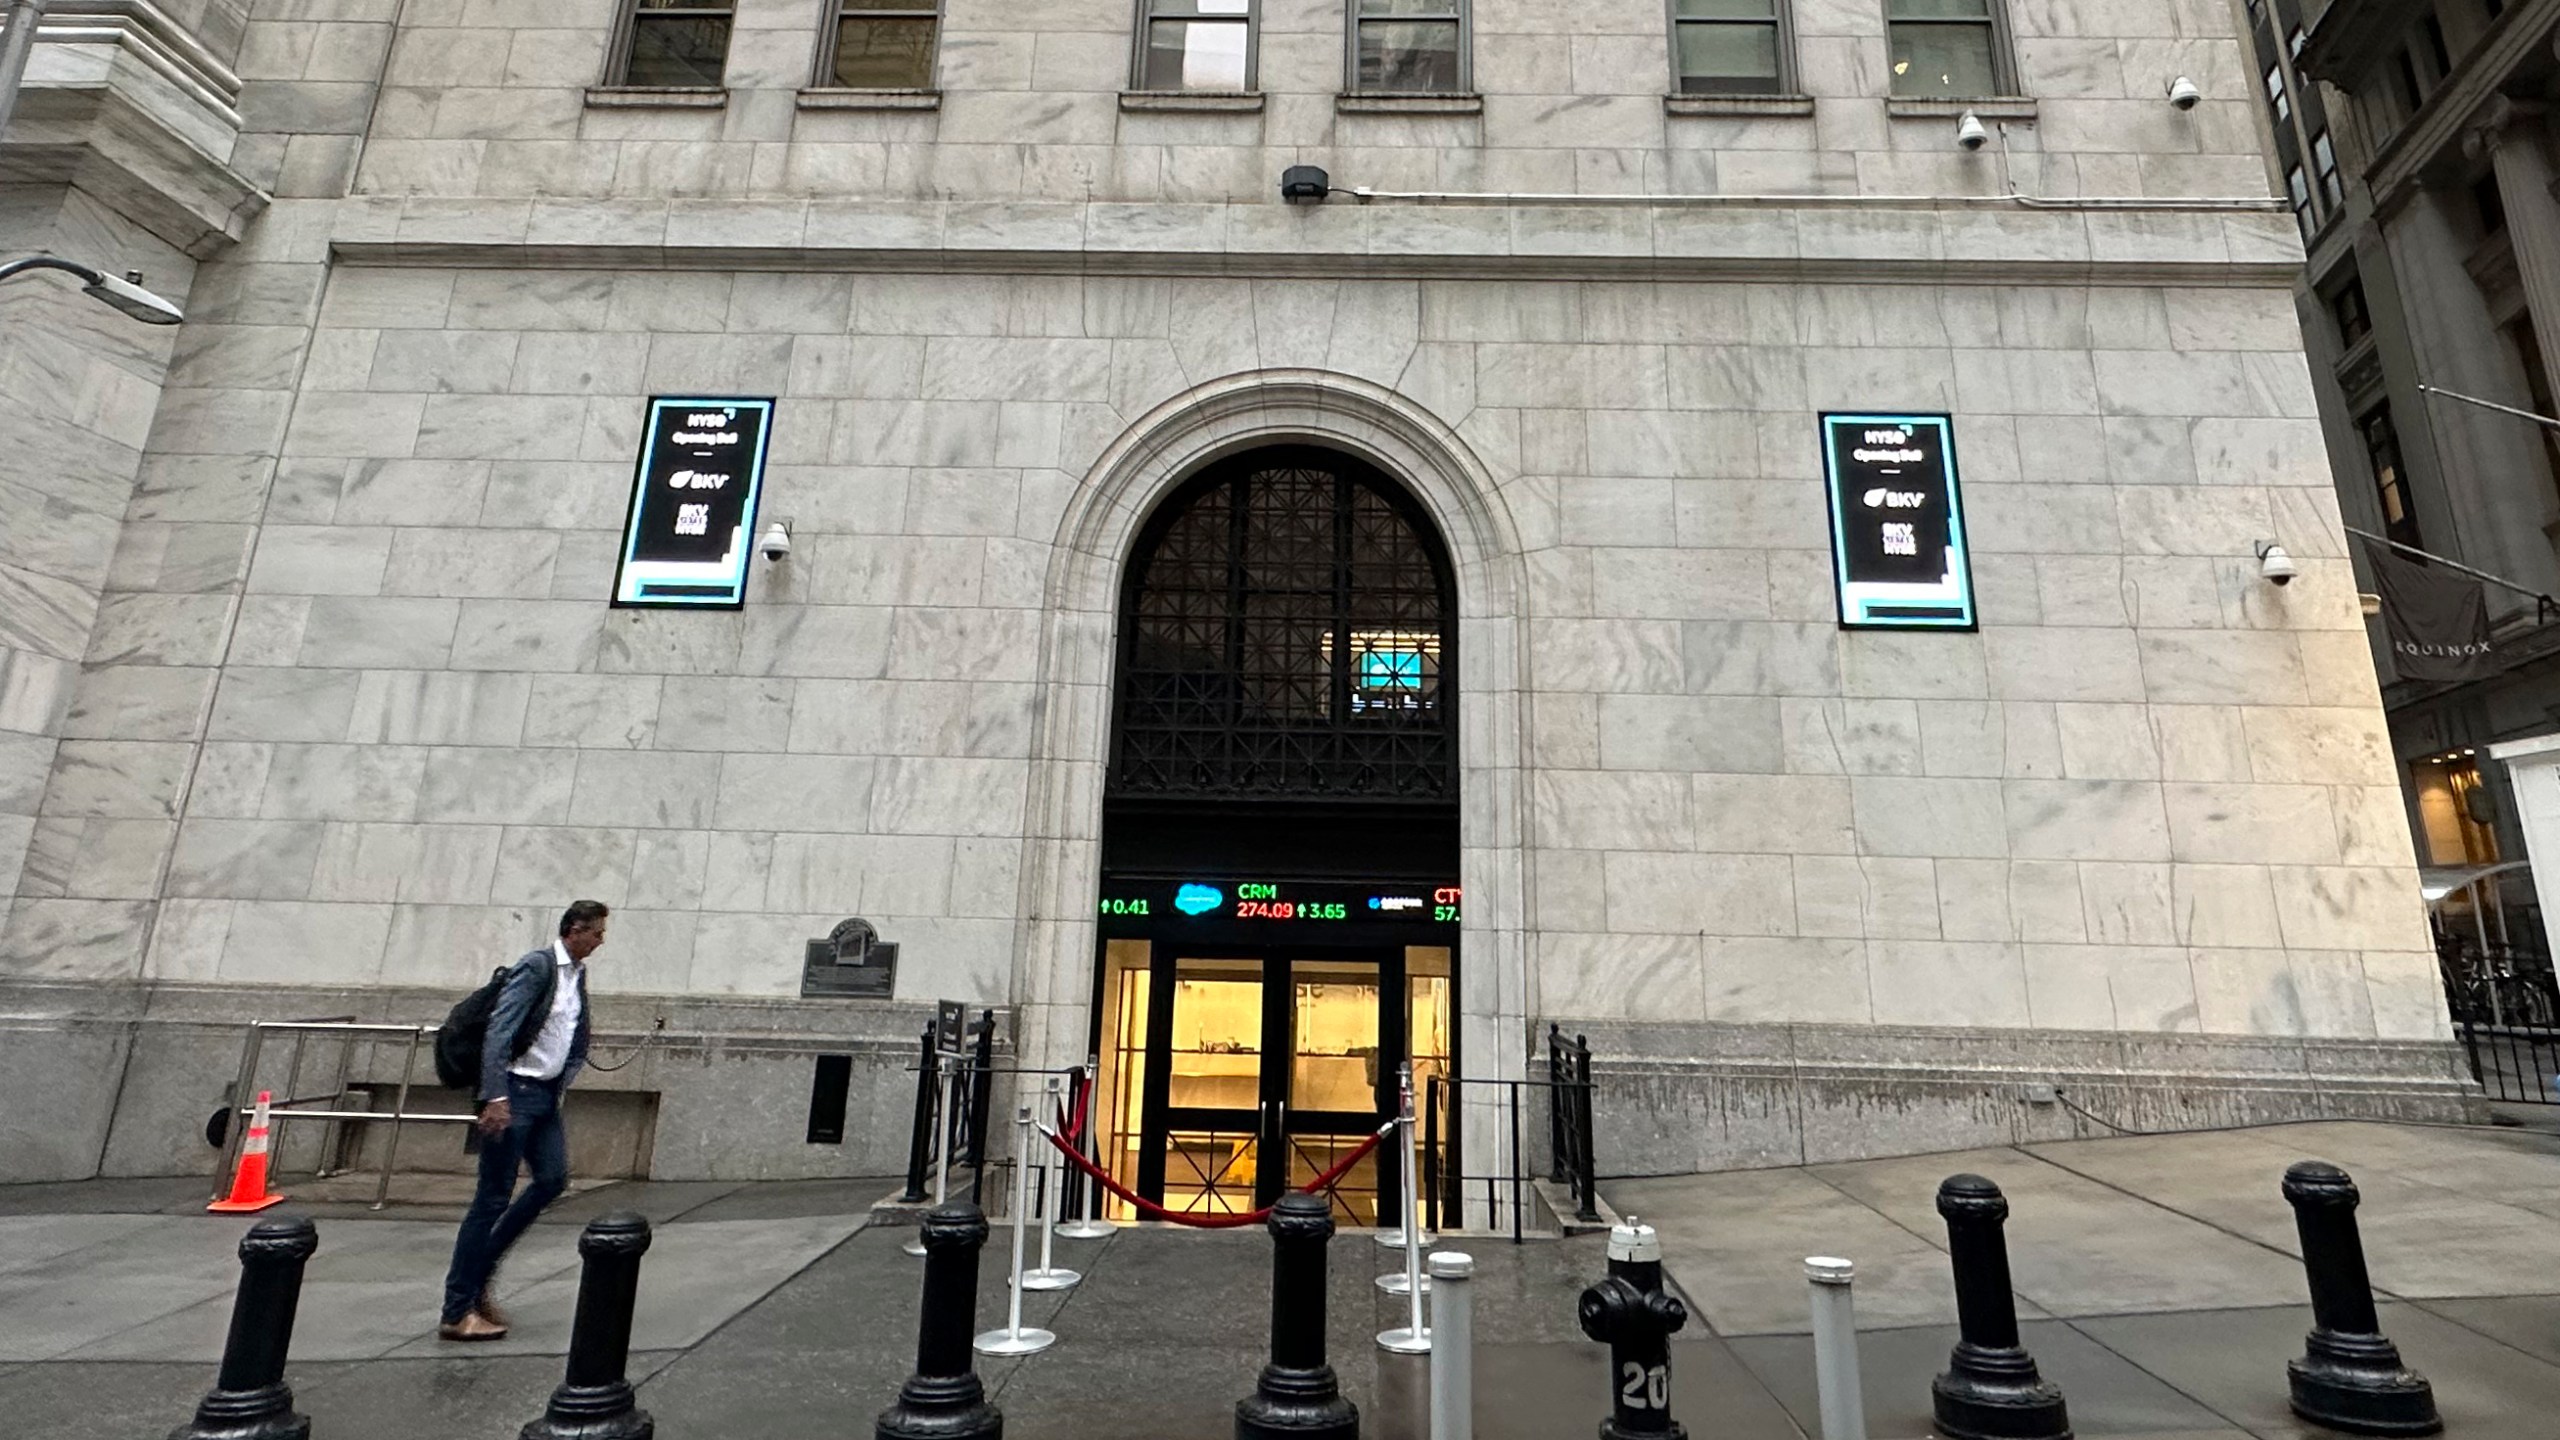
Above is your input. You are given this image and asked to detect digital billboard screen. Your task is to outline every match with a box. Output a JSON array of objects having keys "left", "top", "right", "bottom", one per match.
[
  {"left": 1819, "top": 412, "right": 1976, "bottom": 630},
  {"left": 611, "top": 397, "right": 776, "bottom": 609}
]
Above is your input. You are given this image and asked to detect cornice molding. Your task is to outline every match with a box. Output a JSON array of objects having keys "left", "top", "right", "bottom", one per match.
[
  {"left": 323, "top": 194, "right": 2304, "bottom": 287},
  {"left": 2354, "top": 0, "right": 2560, "bottom": 214}
]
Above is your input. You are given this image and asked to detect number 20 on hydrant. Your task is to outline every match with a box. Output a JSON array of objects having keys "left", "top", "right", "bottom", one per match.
[{"left": 1578, "top": 1217, "right": 1688, "bottom": 1440}]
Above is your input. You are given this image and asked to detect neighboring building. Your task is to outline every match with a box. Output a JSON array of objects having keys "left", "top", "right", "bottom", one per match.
[
  {"left": 2263, "top": 0, "right": 2560, "bottom": 892},
  {"left": 0, "top": 0, "right": 2471, "bottom": 1200}
]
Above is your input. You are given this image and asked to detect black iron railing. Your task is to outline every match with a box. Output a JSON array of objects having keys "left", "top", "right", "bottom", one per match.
[
  {"left": 1415, "top": 1030, "right": 1600, "bottom": 1243},
  {"left": 2438, "top": 920, "right": 2560, "bottom": 1104},
  {"left": 900, "top": 1008, "right": 1064, "bottom": 1202},
  {"left": 1548, "top": 1024, "right": 1600, "bottom": 1223}
]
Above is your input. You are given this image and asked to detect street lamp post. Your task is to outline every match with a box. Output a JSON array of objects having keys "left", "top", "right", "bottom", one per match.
[
  {"left": 0, "top": 253, "right": 184, "bottom": 323},
  {"left": 0, "top": 0, "right": 49, "bottom": 142}
]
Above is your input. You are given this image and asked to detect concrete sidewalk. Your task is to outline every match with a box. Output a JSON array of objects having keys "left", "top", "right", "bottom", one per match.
[
  {"left": 1616, "top": 1118, "right": 2560, "bottom": 1440},
  {"left": 2, "top": 1119, "right": 2557, "bottom": 1438}
]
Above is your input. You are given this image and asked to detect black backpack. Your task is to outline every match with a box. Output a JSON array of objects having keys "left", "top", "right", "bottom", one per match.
[{"left": 433, "top": 955, "right": 558, "bottom": 1091}]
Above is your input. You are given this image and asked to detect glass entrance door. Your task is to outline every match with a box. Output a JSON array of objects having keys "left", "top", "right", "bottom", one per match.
[
  {"left": 1120, "top": 947, "right": 1406, "bottom": 1223},
  {"left": 1157, "top": 957, "right": 1271, "bottom": 1218},
  {"left": 1280, "top": 959, "right": 1387, "bottom": 1220}
]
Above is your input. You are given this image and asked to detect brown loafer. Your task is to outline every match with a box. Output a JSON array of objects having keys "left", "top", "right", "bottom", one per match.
[
  {"left": 474, "top": 1293, "right": 511, "bottom": 1329},
  {"left": 438, "top": 1312, "right": 509, "bottom": 1342}
]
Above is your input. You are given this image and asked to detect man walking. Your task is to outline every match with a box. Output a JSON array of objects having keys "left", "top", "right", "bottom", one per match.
[{"left": 438, "top": 900, "right": 606, "bottom": 1341}]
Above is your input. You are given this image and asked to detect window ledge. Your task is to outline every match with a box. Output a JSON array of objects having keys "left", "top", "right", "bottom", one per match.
[
  {"left": 1664, "top": 93, "right": 1814, "bottom": 117},
  {"left": 585, "top": 85, "right": 728, "bottom": 110},
  {"left": 797, "top": 87, "right": 941, "bottom": 110},
  {"left": 1885, "top": 95, "right": 2036, "bottom": 120},
  {"left": 1335, "top": 92, "right": 1483, "bottom": 115},
  {"left": 1120, "top": 89, "right": 1265, "bottom": 113}
]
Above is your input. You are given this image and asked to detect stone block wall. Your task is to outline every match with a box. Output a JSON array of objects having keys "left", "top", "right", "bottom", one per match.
[
  {"left": 322, "top": 0, "right": 2274, "bottom": 204},
  {"left": 0, "top": 187, "right": 195, "bottom": 946},
  {"left": 9, "top": 258, "right": 2432, "bottom": 1031},
  {"left": 0, "top": 0, "right": 2464, "bottom": 1182}
]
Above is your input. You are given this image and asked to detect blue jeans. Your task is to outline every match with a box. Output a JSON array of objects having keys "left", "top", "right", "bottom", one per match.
[{"left": 441, "top": 1074, "right": 568, "bottom": 1324}]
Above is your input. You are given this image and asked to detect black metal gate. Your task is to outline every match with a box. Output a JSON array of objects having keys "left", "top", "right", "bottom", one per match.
[{"left": 2440, "top": 910, "right": 2560, "bottom": 1103}]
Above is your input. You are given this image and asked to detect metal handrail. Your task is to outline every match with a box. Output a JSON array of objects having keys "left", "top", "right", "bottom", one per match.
[{"left": 218, "top": 1018, "right": 662, "bottom": 1210}]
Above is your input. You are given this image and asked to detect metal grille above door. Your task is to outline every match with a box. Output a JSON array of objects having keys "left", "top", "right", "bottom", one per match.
[{"left": 1110, "top": 447, "right": 1456, "bottom": 806}]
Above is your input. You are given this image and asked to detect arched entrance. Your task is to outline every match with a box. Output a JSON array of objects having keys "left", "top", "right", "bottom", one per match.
[{"left": 1087, "top": 444, "right": 1460, "bottom": 1224}]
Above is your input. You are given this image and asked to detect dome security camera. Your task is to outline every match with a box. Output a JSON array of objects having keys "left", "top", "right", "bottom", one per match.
[
  {"left": 2255, "top": 540, "right": 2297, "bottom": 586},
  {"left": 2167, "top": 75, "right": 2201, "bottom": 110},
  {"left": 1955, "top": 111, "right": 1988, "bottom": 151},
  {"left": 761, "top": 518, "right": 793, "bottom": 562}
]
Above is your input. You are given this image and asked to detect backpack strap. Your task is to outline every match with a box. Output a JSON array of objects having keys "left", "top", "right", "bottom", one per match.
[{"left": 505, "top": 949, "right": 561, "bottom": 1059}]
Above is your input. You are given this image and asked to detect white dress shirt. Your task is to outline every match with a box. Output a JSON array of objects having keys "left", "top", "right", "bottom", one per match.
[{"left": 510, "top": 939, "right": 584, "bottom": 1081}]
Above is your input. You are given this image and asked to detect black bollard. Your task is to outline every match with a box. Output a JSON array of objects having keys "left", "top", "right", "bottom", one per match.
[
  {"left": 1931, "top": 1175, "right": 2070, "bottom": 1440},
  {"left": 1576, "top": 1217, "right": 1688, "bottom": 1439},
  {"left": 520, "top": 1213, "right": 654, "bottom": 1440},
  {"left": 2281, "top": 1162, "right": 2441, "bottom": 1436},
  {"left": 1236, "top": 1192, "right": 1358, "bottom": 1440},
  {"left": 171, "top": 1215, "right": 319, "bottom": 1440},
  {"left": 879, "top": 1203, "right": 1003, "bottom": 1440}
]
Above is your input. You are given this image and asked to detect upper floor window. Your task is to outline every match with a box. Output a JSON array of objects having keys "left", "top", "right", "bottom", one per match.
[
  {"left": 2288, "top": 25, "right": 2306, "bottom": 57},
  {"left": 2287, "top": 164, "right": 2313, "bottom": 238},
  {"left": 1674, "top": 0, "right": 1791, "bottom": 95},
  {"left": 2421, "top": 14, "right": 2454, "bottom": 77},
  {"left": 2263, "top": 62, "right": 2290, "bottom": 122},
  {"left": 824, "top": 1, "right": 939, "bottom": 88},
  {"left": 2362, "top": 405, "right": 2421, "bottom": 550},
  {"left": 615, "top": 0, "right": 732, "bottom": 87},
  {"left": 2395, "top": 46, "right": 2430, "bottom": 108},
  {"left": 1350, "top": 0, "right": 1467, "bottom": 93},
  {"left": 2329, "top": 274, "right": 2371, "bottom": 347},
  {"left": 2473, "top": 172, "right": 2507, "bottom": 237},
  {"left": 1139, "top": 0, "right": 1254, "bottom": 90},
  {"left": 2312, "top": 128, "right": 2343, "bottom": 206},
  {"left": 1886, "top": 0, "right": 2012, "bottom": 99}
]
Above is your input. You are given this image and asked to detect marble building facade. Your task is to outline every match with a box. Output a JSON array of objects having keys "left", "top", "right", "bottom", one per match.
[{"left": 0, "top": 0, "right": 2473, "bottom": 1186}]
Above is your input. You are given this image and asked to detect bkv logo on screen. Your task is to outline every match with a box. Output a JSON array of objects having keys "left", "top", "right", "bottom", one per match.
[{"left": 1862, "top": 487, "right": 1927, "bottom": 509}]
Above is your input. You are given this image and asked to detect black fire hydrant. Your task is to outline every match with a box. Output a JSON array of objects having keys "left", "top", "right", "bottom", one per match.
[{"left": 1577, "top": 1216, "right": 1687, "bottom": 1440}]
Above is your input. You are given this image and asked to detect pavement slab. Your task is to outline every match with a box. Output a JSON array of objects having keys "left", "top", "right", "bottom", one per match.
[
  {"left": 296, "top": 1350, "right": 684, "bottom": 1436},
  {"left": 2074, "top": 1300, "right": 2560, "bottom": 1440},
  {"left": 1609, "top": 1163, "right": 1980, "bottom": 1334},
  {"left": 1730, "top": 1319, "right": 2247, "bottom": 1439},
  {"left": 0, "top": 1213, "right": 175, "bottom": 1278},
  {"left": 0, "top": 1358, "right": 358, "bottom": 1434},
  {"left": 0, "top": 1177, "right": 211, "bottom": 1216},
  {"left": 2405, "top": 1292, "right": 2560, "bottom": 1367},
  {"left": 1809, "top": 1147, "right": 2311, "bottom": 1318},
  {"left": 381, "top": 1212, "right": 864, "bottom": 1358},
  {"left": 10, "top": 1123, "right": 2560, "bottom": 1439}
]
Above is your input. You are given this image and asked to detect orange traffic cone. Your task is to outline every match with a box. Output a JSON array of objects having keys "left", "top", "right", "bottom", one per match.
[{"left": 208, "top": 1089, "right": 287, "bottom": 1213}]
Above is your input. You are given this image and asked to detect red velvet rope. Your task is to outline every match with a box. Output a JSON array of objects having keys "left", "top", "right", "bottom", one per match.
[
  {"left": 1063, "top": 1074, "right": 1091, "bottom": 1147},
  {"left": 1041, "top": 1120, "right": 1391, "bottom": 1229}
]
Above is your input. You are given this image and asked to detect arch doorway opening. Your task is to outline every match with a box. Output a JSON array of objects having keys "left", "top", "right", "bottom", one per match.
[{"left": 1089, "top": 445, "right": 1460, "bottom": 1226}]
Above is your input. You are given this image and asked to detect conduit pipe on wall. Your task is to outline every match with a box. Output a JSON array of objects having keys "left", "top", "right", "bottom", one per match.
[{"left": 1337, "top": 186, "right": 2284, "bottom": 212}]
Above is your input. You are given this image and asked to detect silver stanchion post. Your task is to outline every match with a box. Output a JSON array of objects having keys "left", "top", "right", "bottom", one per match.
[
  {"left": 1427, "top": 1251, "right": 1473, "bottom": 1440},
  {"left": 1058, "top": 1055, "right": 1114, "bottom": 1240},
  {"left": 1021, "top": 1076, "right": 1080, "bottom": 1292},
  {"left": 1374, "top": 1059, "right": 1435, "bottom": 1253},
  {"left": 1379, "top": 1064, "right": 1432, "bottom": 1298},
  {"left": 1808, "top": 1256, "right": 1868, "bottom": 1440},
  {"left": 1377, "top": 1068, "right": 1430, "bottom": 1354},
  {"left": 973, "top": 1104, "right": 1056, "bottom": 1357},
  {"left": 905, "top": 1057, "right": 960, "bottom": 1259}
]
